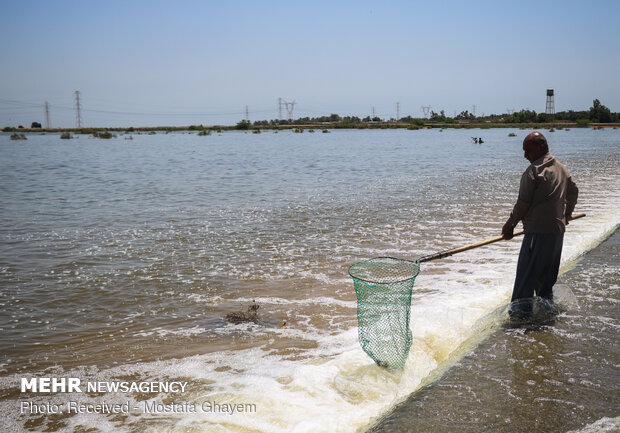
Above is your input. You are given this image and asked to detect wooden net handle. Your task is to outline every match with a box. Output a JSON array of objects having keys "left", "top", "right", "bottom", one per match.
[{"left": 418, "top": 213, "right": 586, "bottom": 263}]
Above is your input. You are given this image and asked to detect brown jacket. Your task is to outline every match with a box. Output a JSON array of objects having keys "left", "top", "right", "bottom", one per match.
[{"left": 506, "top": 153, "right": 578, "bottom": 234}]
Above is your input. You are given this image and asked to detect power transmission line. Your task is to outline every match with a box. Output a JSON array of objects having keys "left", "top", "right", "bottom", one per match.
[
  {"left": 0, "top": 97, "right": 274, "bottom": 118},
  {"left": 278, "top": 98, "right": 282, "bottom": 121},
  {"left": 279, "top": 98, "right": 295, "bottom": 121},
  {"left": 74, "top": 90, "right": 82, "bottom": 128},
  {"left": 44, "top": 101, "right": 50, "bottom": 128}
]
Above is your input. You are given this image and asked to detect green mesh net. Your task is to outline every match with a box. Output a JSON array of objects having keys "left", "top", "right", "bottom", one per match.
[{"left": 349, "top": 257, "right": 420, "bottom": 369}]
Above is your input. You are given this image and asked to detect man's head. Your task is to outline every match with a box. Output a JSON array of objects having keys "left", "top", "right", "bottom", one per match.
[{"left": 523, "top": 131, "right": 548, "bottom": 162}]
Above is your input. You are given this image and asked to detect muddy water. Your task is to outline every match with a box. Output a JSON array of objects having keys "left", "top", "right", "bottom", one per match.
[
  {"left": 0, "top": 128, "right": 618, "bottom": 432},
  {"left": 368, "top": 231, "right": 619, "bottom": 433}
]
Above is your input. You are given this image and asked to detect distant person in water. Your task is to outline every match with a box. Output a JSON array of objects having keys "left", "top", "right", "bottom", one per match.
[{"left": 502, "top": 131, "right": 578, "bottom": 317}]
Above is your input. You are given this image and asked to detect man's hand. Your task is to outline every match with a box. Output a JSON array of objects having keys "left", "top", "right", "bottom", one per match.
[{"left": 502, "top": 222, "right": 514, "bottom": 240}]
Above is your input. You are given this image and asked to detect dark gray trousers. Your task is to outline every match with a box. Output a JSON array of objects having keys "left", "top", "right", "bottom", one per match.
[{"left": 511, "top": 233, "right": 564, "bottom": 302}]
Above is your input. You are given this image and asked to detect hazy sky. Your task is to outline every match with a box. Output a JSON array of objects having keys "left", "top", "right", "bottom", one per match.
[{"left": 1, "top": 0, "right": 618, "bottom": 127}]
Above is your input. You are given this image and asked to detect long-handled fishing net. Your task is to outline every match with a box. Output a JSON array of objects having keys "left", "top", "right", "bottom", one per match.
[
  {"left": 348, "top": 213, "right": 586, "bottom": 369},
  {"left": 348, "top": 257, "right": 419, "bottom": 369}
]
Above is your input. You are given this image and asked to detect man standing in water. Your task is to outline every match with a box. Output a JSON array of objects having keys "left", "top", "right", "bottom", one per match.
[{"left": 502, "top": 131, "right": 579, "bottom": 316}]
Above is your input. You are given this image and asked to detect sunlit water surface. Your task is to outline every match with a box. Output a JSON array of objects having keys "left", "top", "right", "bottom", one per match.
[{"left": 0, "top": 128, "right": 618, "bottom": 432}]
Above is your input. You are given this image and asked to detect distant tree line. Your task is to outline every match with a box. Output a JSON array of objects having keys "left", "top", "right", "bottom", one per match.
[
  {"left": 502, "top": 100, "right": 616, "bottom": 123},
  {"left": 233, "top": 99, "right": 617, "bottom": 129},
  {"left": 6, "top": 99, "right": 616, "bottom": 132}
]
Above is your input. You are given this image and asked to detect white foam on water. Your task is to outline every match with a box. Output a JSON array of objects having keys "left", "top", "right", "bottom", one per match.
[
  {"left": 185, "top": 293, "right": 224, "bottom": 305},
  {"left": 3, "top": 131, "right": 618, "bottom": 433},
  {"left": 565, "top": 416, "right": 620, "bottom": 433},
  {"left": 17, "top": 209, "right": 613, "bottom": 433},
  {"left": 134, "top": 325, "right": 206, "bottom": 338},
  {"left": 234, "top": 296, "right": 357, "bottom": 309}
]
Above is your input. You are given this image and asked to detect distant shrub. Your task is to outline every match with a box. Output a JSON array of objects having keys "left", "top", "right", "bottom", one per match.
[
  {"left": 576, "top": 118, "right": 590, "bottom": 127},
  {"left": 92, "top": 131, "right": 115, "bottom": 139}
]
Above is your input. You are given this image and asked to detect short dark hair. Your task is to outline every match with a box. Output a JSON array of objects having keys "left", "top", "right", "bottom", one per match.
[{"left": 532, "top": 132, "right": 548, "bottom": 152}]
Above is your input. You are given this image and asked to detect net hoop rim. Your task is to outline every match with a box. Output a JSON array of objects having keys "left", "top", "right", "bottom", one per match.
[{"left": 348, "top": 256, "right": 421, "bottom": 285}]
